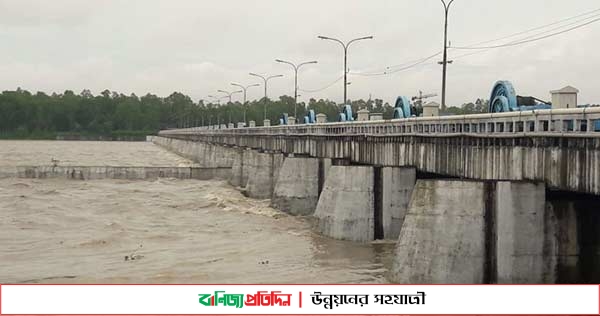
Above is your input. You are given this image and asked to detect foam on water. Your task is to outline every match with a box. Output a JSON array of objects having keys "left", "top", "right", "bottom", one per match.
[
  {"left": 0, "top": 177, "right": 394, "bottom": 284},
  {"left": 0, "top": 140, "right": 395, "bottom": 284}
]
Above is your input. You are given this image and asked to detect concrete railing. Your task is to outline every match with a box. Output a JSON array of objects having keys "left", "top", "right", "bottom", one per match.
[{"left": 160, "top": 107, "right": 600, "bottom": 137}]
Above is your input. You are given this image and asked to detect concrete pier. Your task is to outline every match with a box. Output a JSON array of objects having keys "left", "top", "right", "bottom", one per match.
[
  {"left": 392, "top": 180, "right": 553, "bottom": 284},
  {"left": 271, "top": 157, "right": 320, "bottom": 215},
  {"left": 546, "top": 200, "right": 579, "bottom": 283},
  {"left": 242, "top": 150, "right": 284, "bottom": 199},
  {"left": 495, "top": 181, "right": 551, "bottom": 284},
  {"left": 391, "top": 180, "right": 488, "bottom": 284},
  {"left": 314, "top": 166, "right": 375, "bottom": 242},
  {"left": 313, "top": 165, "right": 416, "bottom": 242},
  {"left": 229, "top": 148, "right": 248, "bottom": 188},
  {"left": 381, "top": 167, "right": 416, "bottom": 240},
  {"left": 546, "top": 197, "right": 600, "bottom": 283}
]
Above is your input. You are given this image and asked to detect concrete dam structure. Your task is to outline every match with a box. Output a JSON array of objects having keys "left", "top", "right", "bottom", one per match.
[{"left": 155, "top": 107, "right": 600, "bottom": 284}]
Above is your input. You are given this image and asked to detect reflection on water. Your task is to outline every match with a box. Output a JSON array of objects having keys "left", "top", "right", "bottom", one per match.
[{"left": 0, "top": 178, "right": 395, "bottom": 284}]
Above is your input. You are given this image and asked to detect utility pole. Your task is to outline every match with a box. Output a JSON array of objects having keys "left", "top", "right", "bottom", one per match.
[
  {"left": 275, "top": 59, "right": 318, "bottom": 118},
  {"left": 249, "top": 73, "right": 284, "bottom": 121},
  {"left": 439, "top": 0, "right": 455, "bottom": 112},
  {"left": 318, "top": 35, "right": 373, "bottom": 105}
]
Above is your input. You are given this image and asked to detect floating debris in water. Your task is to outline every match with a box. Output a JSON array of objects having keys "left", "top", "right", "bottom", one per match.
[
  {"left": 125, "top": 244, "right": 144, "bottom": 262},
  {"left": 125, "top": 254, "right": 144, "bottom": 261}
]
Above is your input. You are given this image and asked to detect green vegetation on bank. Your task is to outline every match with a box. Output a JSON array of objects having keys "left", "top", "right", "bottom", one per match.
[{"left": 0, "top": 88, "right": 487, "bottom": 139}]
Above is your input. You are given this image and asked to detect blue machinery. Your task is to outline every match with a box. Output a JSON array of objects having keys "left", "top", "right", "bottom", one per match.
[
  {"left": 393, "top": 96, "right": 412, "bottom": 119},
  {"left": 279, "top": 113, "right": 288, "bottom": 125},
  {"left": 338, "top": 105, "right": 354, "bottom": 122},
  {"left": 304, "top": 110, "right": 316, "bottom": 124},
  {"left": 279, "top": 110, "right": 317, "bottom": 125},
  {"left": 490, "top": 80, "right": 599, "bottom": 130},
  {"left": 337, "top": 100, "right": 412, "bottom": 122},
  {"left": 280, "top": 110, "right": 317, "bottom": 125},
  {"left": 278, "top": 80, "right": 598, "bottom": 129},
  {"left": 489, "top": 81, "right": 552, "bottom": 113}
]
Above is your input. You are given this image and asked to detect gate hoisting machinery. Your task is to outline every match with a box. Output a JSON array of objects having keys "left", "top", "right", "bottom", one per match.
[{"left": 489, "top": 80, "right": 552, "bottom": 113}]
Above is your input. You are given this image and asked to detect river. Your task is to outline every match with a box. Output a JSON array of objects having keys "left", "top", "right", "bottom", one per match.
[{"left": 0, "top": 140, "right": 395, "bottom": 284}]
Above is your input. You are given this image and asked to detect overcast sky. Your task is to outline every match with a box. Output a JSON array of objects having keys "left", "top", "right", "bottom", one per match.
[{"left": 0, "top": 0, "right": 599, "bottom": 106}]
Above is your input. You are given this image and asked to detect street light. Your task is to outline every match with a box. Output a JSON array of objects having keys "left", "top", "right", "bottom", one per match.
[
  {"left": 207, "top": 94, "right": 223, "bottom": 106},
  {"left": 217, "top": 89, "right": 242, "bottom": 124},
  {"left": 275, "top": 59, "right": 317, "bottom": 118},
  {"left": 231, "top": 82, "right": 261, "bottom": 124},
  {"left": 249, "top": 73, "right": 284, "bottom": 121},
  {"left": 217, "top": 89, "right": 242, "bottom": 103},
  {"left": 439, "top": 0, "right": 455, "bottom": 112},
  {"left": 318, "top": 35, "right": 373, "bottom": 105},
  {"left": 249, "top": 73, "right": 284, "bottom": 100}
]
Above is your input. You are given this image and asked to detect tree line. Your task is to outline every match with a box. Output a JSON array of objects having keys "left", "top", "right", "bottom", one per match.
[{"left": 0, "top": 88, "right": 487, "bottom": 139}]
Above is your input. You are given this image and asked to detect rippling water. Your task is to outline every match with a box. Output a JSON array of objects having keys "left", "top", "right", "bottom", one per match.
[
  {"left": 0, "top": 140, "right": 194, "bottom": 167},
  {"left": 0, "top": 140, "right": 395, "bottom": 284},
  {"left": 0, "top": 175, "right": 395, "bottom": 284}
]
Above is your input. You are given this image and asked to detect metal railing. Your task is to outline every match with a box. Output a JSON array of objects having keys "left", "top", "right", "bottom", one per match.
[{"left": 159, "top": 107, "right": 600, "bottom": 138}]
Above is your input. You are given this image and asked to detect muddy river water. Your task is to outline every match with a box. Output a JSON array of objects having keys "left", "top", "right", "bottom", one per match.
[{"left": 0, "top": 141, "right": 395, "bottom": 284}]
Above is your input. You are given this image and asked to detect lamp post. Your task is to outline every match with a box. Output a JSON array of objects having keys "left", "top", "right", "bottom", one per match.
[
  {"left": 231, "top": 82, "right": 261, "bottom": 124},
  {"left": 249, "top": 73, "right": 283, "bottom": 100},
  {"left": 318, "top": 35, "right": 373, "bottom": 105},
  {"left": 207, "top": 95, "right": 222, "bottom": 106},
  {"left": 217, "top": 89, "right": 242, "bottom": 103},
  {"left": 249, "top": 73, "right": 284, "bottom": 121},
  {"left": 439, "top": 0, "right": 455, "bottom": 112},
  {"left": 217, "top": 89, "right": 242, "bottom": 124},
  {"left": 275, "top": 59, "right": 317, "bottom": 118}
]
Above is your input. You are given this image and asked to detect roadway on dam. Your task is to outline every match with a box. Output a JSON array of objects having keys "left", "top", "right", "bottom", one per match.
[{"left": 0, "top": 140, "right": 394, "bottom": 284}]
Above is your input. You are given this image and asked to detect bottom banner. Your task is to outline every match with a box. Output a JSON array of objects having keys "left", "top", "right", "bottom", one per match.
[{"left": 0, "top": 284, "right": 598, "bottom": 315}]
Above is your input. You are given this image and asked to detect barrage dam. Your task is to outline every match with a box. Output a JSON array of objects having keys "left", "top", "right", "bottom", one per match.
[{"left": 155, "top": 105, "right": 600, "bottom": 284}]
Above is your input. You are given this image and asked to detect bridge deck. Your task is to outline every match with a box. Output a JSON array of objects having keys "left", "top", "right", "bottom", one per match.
[{"left": 158, "top": 108, "right": 600, "bottom": 195}]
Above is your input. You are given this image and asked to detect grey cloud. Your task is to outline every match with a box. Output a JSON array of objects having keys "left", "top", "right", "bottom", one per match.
[{"left": 0, "top": 0, "right": 598, "bottom": 105}]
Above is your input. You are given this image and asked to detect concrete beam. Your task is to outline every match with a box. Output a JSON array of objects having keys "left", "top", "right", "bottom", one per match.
[{"left": 168, "top": 133, "right": 600, "bottom": 196}]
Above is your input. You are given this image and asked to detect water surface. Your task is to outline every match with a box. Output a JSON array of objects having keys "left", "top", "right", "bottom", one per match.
[{"left": 0, "top": 140, "right": 395, "bottom": 283}]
